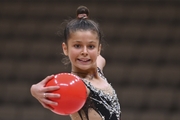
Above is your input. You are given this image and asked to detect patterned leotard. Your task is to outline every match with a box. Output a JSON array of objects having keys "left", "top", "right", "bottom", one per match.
[{"left": 78, "top": 68, "right": 121, "bottom": 120}]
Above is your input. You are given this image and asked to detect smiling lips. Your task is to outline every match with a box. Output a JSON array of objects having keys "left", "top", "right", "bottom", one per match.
[{"left": 77, "top": 58, "right": 91, "bottom": 64}]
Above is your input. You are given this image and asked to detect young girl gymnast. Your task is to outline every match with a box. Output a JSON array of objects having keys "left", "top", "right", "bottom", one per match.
[{"left": 30, "top": 6, "right": 121, "bottom": 120}]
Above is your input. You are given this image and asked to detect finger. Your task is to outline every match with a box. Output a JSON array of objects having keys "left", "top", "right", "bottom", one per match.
[
  {"left": 44, "top": 86, "right": 60, "bottom": 92},
  {"left": 42, "top": 99, "right": 58, "bottom": 106},
  {"left": 39, "top": 85, "right": 59, "bottom": 95},
  {"left": 41, "top": 102, "right": 54, "bottom": 110},
  {"left": 41, "top": 75, "right": 54, "bottom": 84},
  {"left": 44, "top": 93, "right": 60, "bottom": 98}
]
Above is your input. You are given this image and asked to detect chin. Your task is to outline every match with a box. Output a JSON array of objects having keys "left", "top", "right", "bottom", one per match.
[{"left": 76, "top": 65, "right": 92, "bottom": 71}]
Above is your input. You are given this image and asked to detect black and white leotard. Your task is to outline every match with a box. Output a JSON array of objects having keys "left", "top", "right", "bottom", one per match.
[{"left": 78, "top": 68, "right": 121, "bottom": 120}]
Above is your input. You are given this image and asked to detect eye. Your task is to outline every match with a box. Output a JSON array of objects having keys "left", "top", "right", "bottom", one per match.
[
  {"left": 88, "top": 45, "right": 95, "bottom": 49},
  {"left": 74, "top": 44, "right": 81, "bottom": 48}
]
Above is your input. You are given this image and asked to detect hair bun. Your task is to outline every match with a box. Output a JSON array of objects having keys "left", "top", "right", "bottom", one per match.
[{"left": 76, "top": 6, "right": 89, "bottom": 19}]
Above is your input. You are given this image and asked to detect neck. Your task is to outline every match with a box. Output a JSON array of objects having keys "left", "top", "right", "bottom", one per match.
[{"left": 71, "top": 69, "right": 98, "bottom": 80}]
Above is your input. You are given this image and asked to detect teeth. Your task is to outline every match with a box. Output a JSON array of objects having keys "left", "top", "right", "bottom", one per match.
[
  {"left": 81, "top": 60, "right": 88, "bottom": 62},
  {"left": 79, "top": 59, "right": 89, "bottom": 62}
]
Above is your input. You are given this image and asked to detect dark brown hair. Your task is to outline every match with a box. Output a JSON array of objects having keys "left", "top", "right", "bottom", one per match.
[{"left": 63, "top": 6, "right": 103, "bottom": 44}]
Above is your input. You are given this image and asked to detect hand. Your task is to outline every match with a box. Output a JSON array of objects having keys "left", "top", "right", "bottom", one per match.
[
  {"left": 30, "top": 75, "right": 60, "bottom": 110},
  {"left": 97, "top": 55, "right": 106, "bottom": 70}
]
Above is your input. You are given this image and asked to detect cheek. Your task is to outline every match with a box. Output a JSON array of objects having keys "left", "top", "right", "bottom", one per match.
[
  {"left": 89, "top": 50, "right": 99, "bottom": 58},
  {"left": 69, "top": 48, "right": 80, "bottom": 54},
  {"left": 68, "top": 48, "right": 79, "bottom": 59}
]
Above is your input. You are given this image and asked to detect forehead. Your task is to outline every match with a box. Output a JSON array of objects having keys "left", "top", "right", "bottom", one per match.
[{"left": 68, "top": 30, "right": 99, "bottom": 41}]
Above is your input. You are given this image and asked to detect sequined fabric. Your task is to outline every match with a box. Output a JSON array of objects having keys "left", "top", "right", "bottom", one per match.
[{"left": 78, "top": 68, "right": 121, "bottom": 120}]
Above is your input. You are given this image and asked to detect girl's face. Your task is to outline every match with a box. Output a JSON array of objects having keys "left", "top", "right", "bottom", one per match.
[{"left": 62, "top": 30, "right": 101, "bottom": 71}]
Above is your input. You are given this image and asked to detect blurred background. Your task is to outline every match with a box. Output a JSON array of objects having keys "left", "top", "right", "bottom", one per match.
[{"left": 0, "top": 0, "right": 180, "bottom": 120}]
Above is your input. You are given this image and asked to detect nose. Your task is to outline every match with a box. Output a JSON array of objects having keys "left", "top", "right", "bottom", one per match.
[{"left": 81, "top": 46, "right": 88, "bottom": 56}]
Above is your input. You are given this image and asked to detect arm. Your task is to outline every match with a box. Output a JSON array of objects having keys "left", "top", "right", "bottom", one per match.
[{"left": 97, "top": 55, "right": 106, "bottom": 71}]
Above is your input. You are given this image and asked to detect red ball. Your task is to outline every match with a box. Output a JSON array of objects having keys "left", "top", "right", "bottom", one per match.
[{"left": 45, "top": 73, "right": 87, "bottom": 115}]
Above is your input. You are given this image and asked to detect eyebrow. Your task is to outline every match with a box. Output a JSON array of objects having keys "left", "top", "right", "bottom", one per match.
[{"left": 73, "top": 40, "right": 97, "bottom": 43}]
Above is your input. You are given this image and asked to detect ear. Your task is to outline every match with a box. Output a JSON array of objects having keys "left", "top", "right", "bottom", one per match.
[
  {"left": 98, "top": 44, "right": 102, "bottom": 56},
  {"left": 62, "top": 42, "right": 68, "bottom": 56}
]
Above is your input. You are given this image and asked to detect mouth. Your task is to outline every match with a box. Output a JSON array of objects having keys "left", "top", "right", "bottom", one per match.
[{"left": 77, "top": 58, "right": 91, "bottom": 64}]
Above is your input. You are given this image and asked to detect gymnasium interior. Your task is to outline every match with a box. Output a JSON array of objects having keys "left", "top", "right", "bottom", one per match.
[{"left": 0, "top": 0, "right": 180, "bottom": 120}]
